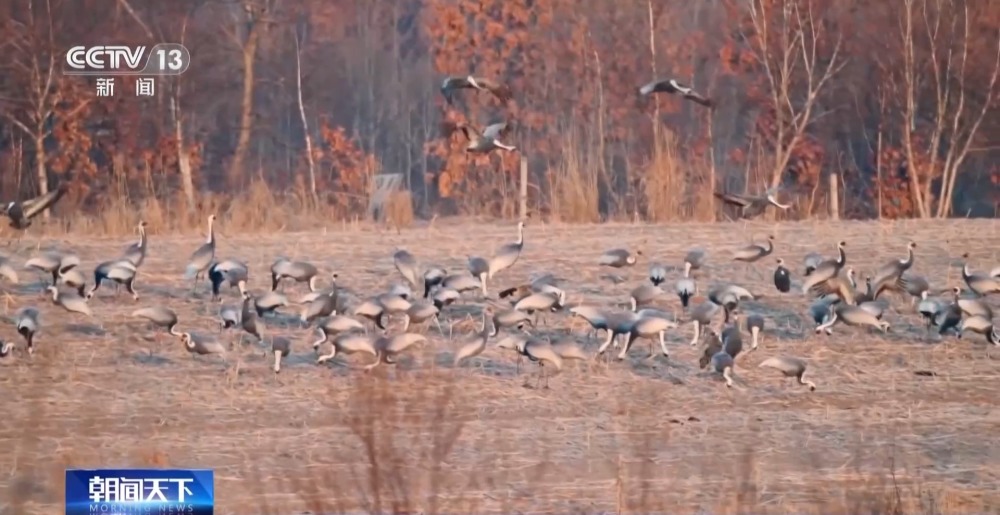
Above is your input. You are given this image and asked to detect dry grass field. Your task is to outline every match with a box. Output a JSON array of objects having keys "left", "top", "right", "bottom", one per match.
[{"left": 1, "top": 218, "right": 999, "bottom": 514}]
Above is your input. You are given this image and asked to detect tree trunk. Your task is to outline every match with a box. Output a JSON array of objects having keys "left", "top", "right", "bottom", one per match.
[
  {"left": 228, "top": 22, "right": 261, "bottom": 189},
  {"left": 171, "top": 96, "right": 195, "bottom": 210},
  {"left": 33, "top": 133, "right": 49, "bottom": 221}
]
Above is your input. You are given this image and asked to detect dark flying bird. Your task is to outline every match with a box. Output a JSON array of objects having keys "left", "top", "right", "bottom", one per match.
[
  {"left": 440, "top": 75, "right": 512, "bottom": 105},
  {"left": 638, "top": 78, "right": 713, "bottom": 108},
  {"left": 2, "top": 182, "right": 70, "bottom": 229},
  {"left": 713, "top": 188, "right": 791, "bottom": 219}
]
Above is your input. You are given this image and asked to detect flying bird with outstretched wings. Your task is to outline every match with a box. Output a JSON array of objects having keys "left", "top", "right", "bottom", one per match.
[
  {"left": 638, "top": 78, "right": 713, "bottom": 108},
  {"left": 442, "top": 120, "right": 517, "bottom": 154},
  {"left": 2, "top": 182, "right": 70, "bottom": 230},
  {"left": 713, "top": 187, "right": 790, "bottom": 219},
  {"left": 440, "top": 75, "right": 512, "bottom": 105}
]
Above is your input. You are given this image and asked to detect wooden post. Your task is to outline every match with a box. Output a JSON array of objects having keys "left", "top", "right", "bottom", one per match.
[
  {"left": 519, "top": 155, "right": 528, "bottom": 221},
  {"left": 828, "top": 172, "right": 840, "bottom": 220}
]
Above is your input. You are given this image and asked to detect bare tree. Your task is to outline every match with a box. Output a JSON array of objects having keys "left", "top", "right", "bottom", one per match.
[
  {"left": 293, "top": 24, "right": 318, "bottom": 202},
  {"left": 898, "top": 0, "right": 1000, "bottom": 218},
  {"left": 1, "top": 0, "right": 91, "bottom": 219},
  {"left": 745, "top": 0, "right": 845, "bottom": 190},
  {"left": 226, "top": 0, "right": 266, "bottom": 188}
]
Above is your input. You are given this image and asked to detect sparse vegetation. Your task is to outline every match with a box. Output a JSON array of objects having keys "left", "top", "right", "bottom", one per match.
[{"left": 1, "top": 220, "right": 998, "bottom": 513}]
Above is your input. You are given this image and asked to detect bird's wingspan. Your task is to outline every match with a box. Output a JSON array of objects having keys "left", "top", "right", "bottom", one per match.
[
  {"left": 472, "top": 77, "right": 512, "bottom": 102},
  {"left": 21, "top": 182, "right": 70, "bottom": 220},
  {"left": 713, "top": 191, "right": 753, "bottom": 207},
  {"left": 482, "top": 122, "right": 509, "bottom": 140}
]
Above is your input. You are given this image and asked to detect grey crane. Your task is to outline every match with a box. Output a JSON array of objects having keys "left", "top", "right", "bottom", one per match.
[
  {"left": 445, "top": 121, "right": 517, "bottom": 153},
  {"left": 815, "top": 304, "right": 890, "bottom": 334},
  {"left": 600, "top": 248, "right": 641, "bottom": 268},
  {"left": 514, "top": 289, "right": 565, "bottom": 324},
  {"left": 708, "top": 283, "right": 757, "bottom": 312},
  {"left": 219, "top": 303, "right": 241, "bottom": 331},
  {"left": 208, "top": 259, "right": 250, "bottom": 301},
  {"left": 698, "top": 329, "right": 723, "bottom": 369},
  {"left": 122, "top": 220, "right": 148, "bottom": 267},
  {"left": 25, "top": 251, "right": 80, "bottom": 286},
  {"left": 352, "top": 293, "right": 411, "bottom": 330},
  {"left": 871, "top": 241, "right": 917, "bottom": 294},
  {"left": 568, "top": 305, "right": 611, "bottom": 341},
  {"left": 713, "top": 188, "right": 790, "bottom": 219},
  {"left": 489, "top": 221, "right": 525, "bottom": 278},
  {"left": 648, "top": 262, "right": 667, "bottom": 286},
  {"left": 393, "top": 249, "right": 420, "bottom": 288},
  {"left": 422, "top": 266, "right": 447, "bottom": 298},
  {"left": 709, "top": 351, "right": 736, "bottom": 388},
  {"left": 497, "top": 336, "right": 563, "bottom": 388},
  {"left": 801, "top": 241, "right": 848, "bottom": 294},
  {"left": 47, "top": 285, "right": 92, "bottom": 317},
  {"left": 432, "top": 286, "right": 462, "bottom": 310},
  {"left": 591, "top": 310, "right": 646, "bottom": 357},
  {"left": 364, "top": 333, "right": 429, "bottom": 372},
  {"left": 803, "top": 252, "right": 824, "bottom": 276},
  {"left": 57, "top": 264, "right": 87, "bottom": 297},
  {"left": 957, "top": 316, "right": 999, "bottom": 345},
  {"left": 254, "top": 291, "right": 290, "bottom": 317},
  {"left": 184, "top": 214, "right": 217, "bottom": 290},
  {"left": 638, "top": 78, "right": 713, "bottom": 107},
  {"left": 240, "top": 292, "right": 262, "bottom": 342},
  {"left": 629, "top": 284, "right": 664, "bottom": 312},
  {"left": 676, "top": 268, "right": 697, "bottom": 308},
  {"left": 454, "top": 308, "right": 493, "bottom": 367},
  {"left": 960, "top": 254, "right": 1000, "bottom": 296},
  {"left": 759, "top": 356, "right": 816, "bottom": 391},
  {"left": 15, "top": 307, "right": 39, "bottom": 355},
  {"left": 547, "top": 335, "right": 590, "bottom": 364},
  {"left": 930, "top": 288, "right": 962, "bottom": 336},
  {"left": 402, "top": 300, "right": 442, "bottom": 333},
  {"left": 733, "top": 235, "right": 775, "bottom": 264},
  {"left": 179, "top": 331, "right": 227, "bottom": 361},
  {"left": 686, "top": 300, "right": 725, "bottom": 346},
  {"left": 917, "top": 290, "right": 946, "bottom": 329},
  {"left": 300, "top": 290, "right": 337, "bottom": 325},
  {"left": 773, "top": 258, "right": 791, "bottom": 293},
  {"left": 270, "top": 335, "right": 292, "bottom": 374},
  {"left": 467, "top": 256, "right": 491, "bottom": 296},
  {"left": 271, "top": 258, "right": 319, "bottom": 292},
  {"left": 807, "top": 268, "right": 857, "bottom": 306},
  {"left": 683, "top": 248, "right": 707, "bottom": 277},
  {"left": 809, "top": 295, "right": 840, "bottom": 332},
  {"left": 311, "top": 315, "right": 366, "bottom": 350},
  {"left": 388, "top": 282, "right": 413, "bottom": 300},
  {"left": 490, "top": 308, "right": 534, "bottom": 336},
  {"left": 131, "top": 306, "right": 182, "bottom": 351},
  {"left": 315, "top": 332, "right": 378, "bottom": 366},
  {"left": 956, "top": 292, "right": 993, "bottom": 320},
  {"left": 892, "top": 273, "right": 932, "bottom": 305},
  {"left": 618, "top": 314, "right": 678, "bottom": 360},
  {"left": 720, "top": 312, "right": 744, "bottom": 359},
  {"left": 87, "top": 259, "right": 139, "bottom": 300},
  {"left": 733, "top": 235, "right": 775, "bottom": 278},
  {"left": 442, "top": 273, "right": 481, "bottom": 296},
  {"left": 844, "top": 268, "right": 888, "bottom": 319},
  {"left": 2, "top": 182, "right": 69, "bottom": 230},
  {"left": 0, "top": 255, "right": 18, "bottom": 286},
  {"left": 498, "top": 274, "right": 560, "bottom": 304},
  {"left": 296, "top": 273, "right": 340, "bottom": 305},
  {"left": 440, "top": 75, "right": 512, "bottom": 104},
  {"left": 745, "top": 313, "right": 765, "bottom": 351}
]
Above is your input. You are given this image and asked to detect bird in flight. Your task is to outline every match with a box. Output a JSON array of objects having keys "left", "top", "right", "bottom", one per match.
[
  {"left": 440, "top": 76, "right": 512, "bottom": 105},
  {"left": 714, "top": 187, "right": 791, "bottom": 219},
  {"left": 638, "top": 78, "right": 713, "bottom": 108},
  {"left": 3, "top": 182, "right": 70, "bottom": 230},
  {"left": 442, "top": 120, "right": 517, "bottom": 154}
]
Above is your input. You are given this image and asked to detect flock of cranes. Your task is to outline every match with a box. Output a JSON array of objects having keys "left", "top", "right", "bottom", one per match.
[
  {"left": 438, "top": 74, "right": 790, "bottom": 220},
  {"left": 2, "top": 197, "right": 999, "bottom": 389}
]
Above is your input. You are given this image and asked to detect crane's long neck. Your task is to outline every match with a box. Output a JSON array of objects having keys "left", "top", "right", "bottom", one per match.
[
  {"left": 137, "top": 225, "right": 146, "bottom": 248},
  {"left": 480, "top": 311, "right": 488, "bottom": 334},
  {"left": 50, "top": 289, "right": 59, "bottom": 302},
  {"left": 836, "top": 245, "right": 846, "bottom": 267},
  {"left": 817, "top": 311, "right": 838, "bottom": 331},
  {"left": 515, "top": 223, "right": 524, "bottom": 245},
  {"left": 206, "top": 218, "right": 215, "bottom": 244},
  {"left": 962, "top": 263, "right": 971, "bottom": 281},
  {"left": 764, "top": 239, "right": 773, "bottom": 254},
  {"left": 902, "top": 247, "right": 913, "bottom": 268}
]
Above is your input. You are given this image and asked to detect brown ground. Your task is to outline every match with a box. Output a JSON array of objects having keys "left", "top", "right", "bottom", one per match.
[{"left": 1, "top": 219, "right": 999, "bottom": 514}]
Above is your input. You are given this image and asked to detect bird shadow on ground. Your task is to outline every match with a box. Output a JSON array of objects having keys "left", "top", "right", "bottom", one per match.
[
  {"left": 131, "top": 353, "right": 174, "bottom": 366},
  {"left": 64, "top": 323, "right": 107, "bottom": 336}
]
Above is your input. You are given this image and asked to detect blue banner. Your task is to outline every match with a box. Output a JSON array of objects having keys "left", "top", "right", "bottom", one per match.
[{"left": 65, "top": 468, "right": 214, "bottom": 515}]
